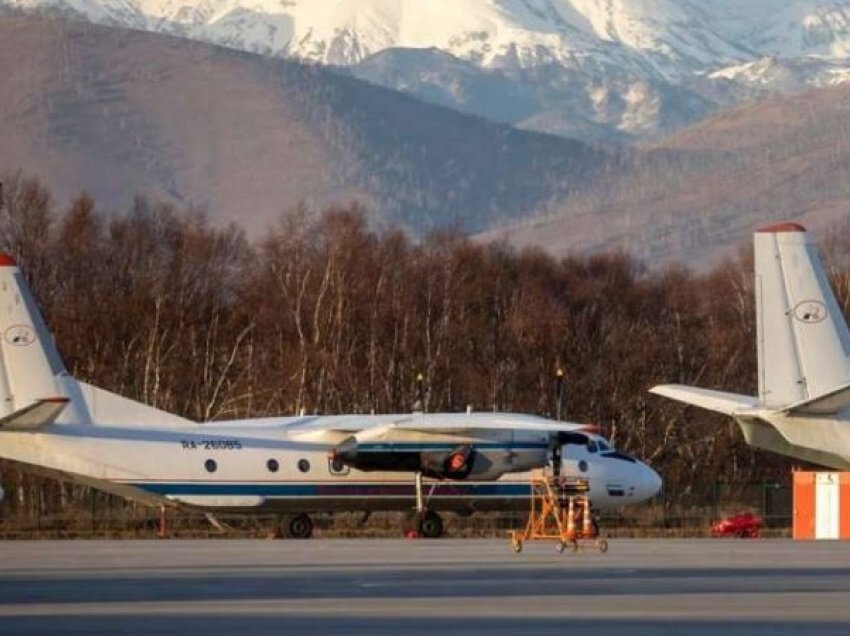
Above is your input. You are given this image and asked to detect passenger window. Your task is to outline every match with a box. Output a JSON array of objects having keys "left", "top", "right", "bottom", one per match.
[{"left": 598, "top": 440, "right": 610, "bottom": 451}]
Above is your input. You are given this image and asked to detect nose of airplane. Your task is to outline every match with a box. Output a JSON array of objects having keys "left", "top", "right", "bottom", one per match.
[{"left": 637, "top": 463, "right": 662, "bottom": 502}]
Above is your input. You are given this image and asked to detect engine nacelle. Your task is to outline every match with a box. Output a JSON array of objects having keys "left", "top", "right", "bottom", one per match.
[
  {"left": 332, "top": 436, "right": 549, "bottom": 481},
  {"left": 421, "top": 445, "right": 475, "bottom": 479}
]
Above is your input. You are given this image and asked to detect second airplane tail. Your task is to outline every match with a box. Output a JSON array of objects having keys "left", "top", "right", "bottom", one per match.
[
  {"left": 755, "top": 223, "right": 850, "bottom": 413},
  {"left": 652, "top": 222, "right": 850, "bottom": 418}
]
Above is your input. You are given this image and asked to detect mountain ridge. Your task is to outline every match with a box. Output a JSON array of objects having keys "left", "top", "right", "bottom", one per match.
[
  {"left": 6, "top": 0, "right": 850, "bottom": 141},
  {"left": 0, "top": 15, "right": 610, "bottom": 235},
  {"left": 480, "top": 81, "right": 850, "bottom": 267}
]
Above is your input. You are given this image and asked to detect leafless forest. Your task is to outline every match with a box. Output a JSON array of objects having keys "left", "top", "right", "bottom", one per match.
[{"left": 2, "top": 173, "right": 848, "bottom": 531}]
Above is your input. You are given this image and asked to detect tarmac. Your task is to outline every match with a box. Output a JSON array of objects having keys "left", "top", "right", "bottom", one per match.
[{"left": 1, "top": 538, "right": 849, "bottom": 635}]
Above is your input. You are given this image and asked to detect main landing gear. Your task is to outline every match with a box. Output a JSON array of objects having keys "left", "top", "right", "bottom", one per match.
[
  {"left": 406, "top": 471, "right": 445, "bottom": 539},
  {"left": 279, "top": 513, "right": 313, "bottom": 539}
]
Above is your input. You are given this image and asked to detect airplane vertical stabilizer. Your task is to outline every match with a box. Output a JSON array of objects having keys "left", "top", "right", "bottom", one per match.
[
  {"left": 0, "top": 253, "right": 191, "bottom": 428},
  {"left": 755, "top": 223, "right": 850, "bottom": 409},
  {"left": 0, "top": 254, "right": 67, "bottom": 411}
]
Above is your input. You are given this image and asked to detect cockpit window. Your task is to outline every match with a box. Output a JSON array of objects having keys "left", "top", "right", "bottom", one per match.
[
  {"left": 602, "top": 451, "right": 637, "bottom": 463},
  {"left": 597, "top": 439, "right": 611, "bottom": 451},
  {"left": 587, "top": 441, "right": 598, "bottom": 453}
]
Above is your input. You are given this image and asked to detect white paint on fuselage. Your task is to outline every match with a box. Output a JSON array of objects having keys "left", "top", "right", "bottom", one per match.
[{"left": 0, "top": 419, "right": 660, "bottom": 513}]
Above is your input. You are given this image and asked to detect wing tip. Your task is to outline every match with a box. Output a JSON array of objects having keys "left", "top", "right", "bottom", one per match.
[
  {"left": 649, "top": 384, "right": 677, "bottom": 395},
  {"left": 0, "top": 253, "right": 17, "bottom": 267}
]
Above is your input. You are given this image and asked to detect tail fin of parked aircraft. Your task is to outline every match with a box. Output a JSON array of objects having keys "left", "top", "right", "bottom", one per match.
[
  {"left": 0, "top": 254, "right": 67, "bottom": 416},
  {"left": 755, "top": 223, "right": 850, "bottom": 413},
  {"left": 0, "top": 253, "right": 191, "bottom": 428},
  {"left": 652, "top": 222, "right": 850, "bottom": 417}
]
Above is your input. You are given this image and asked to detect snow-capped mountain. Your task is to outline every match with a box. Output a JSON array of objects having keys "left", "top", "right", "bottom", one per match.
[{"left": 5, "top": 0, "right": 850, "bottom": 141}]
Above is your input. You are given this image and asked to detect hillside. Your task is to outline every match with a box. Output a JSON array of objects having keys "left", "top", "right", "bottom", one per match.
[
  {"left": 0, "top": 16, "right": 608, "bottom": 234},
  {"left": 482, "top": 84, "right": 850, "bottom": 267}
]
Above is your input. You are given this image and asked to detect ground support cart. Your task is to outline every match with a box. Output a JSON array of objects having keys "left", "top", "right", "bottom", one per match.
[{"left": 509, "top": 473, "right": 608, "bottom": 554}]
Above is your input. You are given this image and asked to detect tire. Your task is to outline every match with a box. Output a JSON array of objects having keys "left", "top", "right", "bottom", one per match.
[
  {"left": 557, "top": 541, "right": 566, "bottom": 554},
  {"left": 280, "top": 513, "right": 313, "bottom": 539},
  {"left": 597, "top": 538, "right": 609, "bottom": 553},
  {"left": 418, "top": 510, "right": 444, "bottom": 539},
  {"left": 512, "top": 541, "right": 522, "bottom": 554}
]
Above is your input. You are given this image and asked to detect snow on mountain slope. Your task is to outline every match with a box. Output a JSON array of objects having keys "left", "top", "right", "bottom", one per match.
[
  {"left": 3, "top": 0, "right": 764, "bottom": 72},
  {"left": 708, "top": 0, "right": 850, "bottom": 57},
  {"left": 5, "top": 0, "right": 850, "bottom": 141}
]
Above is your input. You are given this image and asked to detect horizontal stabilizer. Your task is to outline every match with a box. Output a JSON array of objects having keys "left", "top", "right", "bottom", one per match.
[
  {"left": 650, "top": 385, "right": 759, "bottom": 416},
  {"left": 781, "top": 383, "right": 850, "bottom": 415},
  {"left": 0, "top": 398, "right": 69, "bottom": 431}
]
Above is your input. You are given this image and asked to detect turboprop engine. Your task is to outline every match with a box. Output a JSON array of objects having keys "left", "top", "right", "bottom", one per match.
[{"left": 332, "top": 436, "right": 547, "bottom": 480}]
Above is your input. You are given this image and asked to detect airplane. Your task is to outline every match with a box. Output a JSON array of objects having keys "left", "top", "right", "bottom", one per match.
[
  {"left": 651, "top": 221, "right": 850, "bottom": 470},
  {"left": 0, "top": 252, "right": 661, "bottom": 538}
]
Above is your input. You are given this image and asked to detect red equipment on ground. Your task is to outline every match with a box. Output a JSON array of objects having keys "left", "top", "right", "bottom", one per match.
[{"left": 712, "top": 512, "right": 762, "bottom": 538}]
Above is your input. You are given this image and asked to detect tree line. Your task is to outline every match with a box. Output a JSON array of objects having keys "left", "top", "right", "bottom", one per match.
[{"left": 1, "top": 172, "right": 844, "bottom": 518}]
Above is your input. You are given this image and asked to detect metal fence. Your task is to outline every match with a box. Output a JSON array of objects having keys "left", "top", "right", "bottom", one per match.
[{"left": 0, "top": 480, "right": 793, "bottom": 539}]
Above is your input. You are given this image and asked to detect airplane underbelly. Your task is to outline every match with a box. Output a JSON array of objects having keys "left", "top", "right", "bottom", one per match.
[{"left": 132, "top": 479, "right": 536, "bottom": 513}]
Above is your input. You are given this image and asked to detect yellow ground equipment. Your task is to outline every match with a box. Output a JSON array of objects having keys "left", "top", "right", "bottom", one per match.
[{"left": 509, "top": 472, "right": 608, "bottom": 554}]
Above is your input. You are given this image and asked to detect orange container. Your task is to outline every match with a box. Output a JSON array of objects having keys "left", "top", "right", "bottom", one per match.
[{"left": 793, "top": 471, "right": 850, "bottom": 540}]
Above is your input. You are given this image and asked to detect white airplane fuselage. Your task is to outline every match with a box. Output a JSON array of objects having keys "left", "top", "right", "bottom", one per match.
[{"left": 0, "top": 414, "right": 660, "bottom": 513}]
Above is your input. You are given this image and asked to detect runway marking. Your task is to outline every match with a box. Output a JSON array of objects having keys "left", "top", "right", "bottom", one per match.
[{"left": 0, "top": 593, "right": 847, "bottom": 621}]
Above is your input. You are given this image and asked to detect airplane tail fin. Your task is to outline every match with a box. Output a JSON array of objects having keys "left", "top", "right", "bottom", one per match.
[
  {"left": 0, "top": 254, "right": 68, "bottom": 416},
  {"left": 0, "top": 253, "right": 192, "bottom": 428},
  {"left": 755, "top": 223, "right": 850, "bottom": 412}
]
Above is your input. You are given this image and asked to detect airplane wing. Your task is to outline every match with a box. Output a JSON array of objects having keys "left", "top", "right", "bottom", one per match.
[
  {"left": 287, "top": 413, "right": 595, "bottom": 441},
  {"left": 384, "top": 418, "right": 596, "bottom": 434},
  {"left": 0, "top": 398, "right": 70, "bottom": 431}
]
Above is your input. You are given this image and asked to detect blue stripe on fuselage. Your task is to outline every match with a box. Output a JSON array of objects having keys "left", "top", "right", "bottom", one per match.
[{"left": 127, "top": 482, "right": 534, "bottom": 497}]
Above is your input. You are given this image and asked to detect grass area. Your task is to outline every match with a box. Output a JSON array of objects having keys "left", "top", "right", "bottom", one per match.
[{"left": 0, "top": 506, "right": 791, "bottom": 540}]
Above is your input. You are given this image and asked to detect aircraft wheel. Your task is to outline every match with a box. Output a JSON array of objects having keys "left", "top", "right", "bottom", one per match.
[
  {"left": 280, "top": 513, "right": 313, "bottom": 539},
  {"left": 596, "top": 538, "right": 609, "bottom": 553},
  {"left": 418, "top": 510, "right": 444, "bottom": 539},
  {"left": 512, "top": 540, "right": 522, "bottom": 554},
  {"left": 557, "top": 540, "right": 566, "bottom": 554},
  {"left": 569, "top": 539, "right": 579, "bottom": 553}
]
